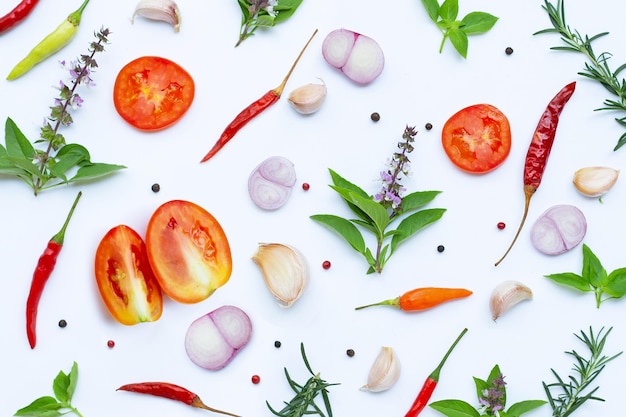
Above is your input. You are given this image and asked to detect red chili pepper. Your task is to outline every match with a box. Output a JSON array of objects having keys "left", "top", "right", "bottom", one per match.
[
  {"left": 495, "top": 81, "right": 576, "bottom": 266},
  {"left": 200, "top": 29, "right": 318, "bottom": 163},
  {"left": 404, "top": 328, "right": 468, "bottom": 417},
  {"left": 355, "top": 287, "right": 473, "bottom": 312},
  {"left": 117, "top": 382, "right": 240, "bottom": 416},
  {"left": 26, "top": 191, "right": 82, "bottom": 349},
  {"left": 0, "top": 0, "right": 39, "bottom": 34}
]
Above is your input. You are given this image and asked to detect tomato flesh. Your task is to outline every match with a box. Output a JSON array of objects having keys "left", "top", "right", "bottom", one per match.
[
  {"left": 441, "top": 104, "right": 511, "bottom": 173},
  {"left": 94, "top": 225, "right": 163, "bottom": 325},
  {"left": 146, "top": 200, "right": 232, "bottom": 304},
  {"left": 113, "top": 56, "right": 195, "bottom": 131}
]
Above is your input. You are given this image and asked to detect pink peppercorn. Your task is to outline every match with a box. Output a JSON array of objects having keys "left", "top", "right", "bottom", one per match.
[
  {"left": 302, "top": 183, "right": 310, "bottom": 191},
  {"left": 497, "top": 222, "right": 506, "bottom": 230},
  {"left": 322, "top": 260, "right": 331, "bottom": 269},
  {"left": 107, "top": 340, "right": 115, "bottom": 348},
  {"left": 251, "top": 375, "right": 261, "bottom": 384}
]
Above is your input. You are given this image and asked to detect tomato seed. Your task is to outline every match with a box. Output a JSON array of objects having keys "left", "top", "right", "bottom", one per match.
[
  {"left": 425, "top": 122, "right": 433, "bottom": 131},
  {"left": 437, "top": 245, "right": 445, "bottom": 253},
  {"left": 58, "top": 319, "right": 67, "bottom": 328},
  {"left": 274, "top": 340, "right": 282, "bottom": 348},
  {"left": 302, "top": 183, "right": 310, "bottom": 191},
  {"left": 370, "top": 112, "right": 380, "bottom": 122},
  {"left": 322, "top": 260, "right": 331, "bottom": 269},
  {"left": 505, "top": 47, "right": 514, "bottom": 55},
  {"left": 251, "top": 375, "right": 261, "bottom": 384},
  {"left": 497, "top": 222, "right": 506, "bottom": 230},
  {"left": 151, "top": 183, "right": 160, "bottom": 193},
  {"left": 346, "top": 349, "right": 355, "bottom": 357},
  {"left": 107, "top": 340, "right": 115, "bottom": 348}
]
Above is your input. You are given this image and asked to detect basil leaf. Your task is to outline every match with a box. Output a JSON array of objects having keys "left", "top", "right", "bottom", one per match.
[
  {"left": 5, "top": 117, "right": 35, "bottom": 159},
  {"left": 329, "top": 187, "right": 390, "bottom": 234},
  {"left": 390, "top": 208, "right": 445, "bottom": 254},
  {"left": 397, "top": 190, "right": 441, "bottom": 214},
  {"left": 52, "top": 370, "right": 70, "bottom": 403},
  {"left": 461, "top": 12, "right": 498, "bottom": 34},
  {"left": 439, "top": 0, "right": 459, "bottom": 22},
  {"left": 473, "top": 376, "right": 490, "bottom": 400},
  {"left": 421, "top": 0, "right": 440, "bottom": 23},
  {"left": 448, "top": 27, "right": 469, "bottom": 58},
  {"left": 328, "top": 169, "right": 369, "bottom": 198},
  {"left": 255, "top": 14, "right": 275, "bottom": 28},
  {"left": 273, "top": 0, "right": 303, "bottom": 23},
  {"left": 429, "top": 399, "right": 481, "bottom": 417},
  {"left": 14, "top": 396, "right": 62, "bottom": 416},
  {"left": 605, "top": 267, "right": 626, "bottom": 298},
  {"left": 506, "top": 400, "right": 547, "bottom": 417},
  {"left": 544, "top": 272, "right": 591, "bottom": 292},
  {"left": 66, "top": 362, "right": 79, "bottom": 401},
  {"left": 69, "top": 163, "right": 126, "bottom": 182},
  {"left": 310, "top": 214, "right": 366, "bottom": 254},
  {"left": 237, "top": 0, "right": 250, "bottom": 21},
  {"left": 582, "top": 244, "right": 607, "bottom": 287}
]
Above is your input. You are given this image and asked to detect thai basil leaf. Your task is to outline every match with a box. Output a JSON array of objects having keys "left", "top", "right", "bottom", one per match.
[
  {"left": 439, "top": 0, "right": 459, "bottom": 22},
  {"left": 397, "top": 190, "right": 441, "bottom": 214},
  {"left": 390, "top": 208, "right": 446, "bottom": 254},
  {"left": 273, "top": 0, "right": 303, "bottom": 23},
  {"left": 310, "top": 214, "right": 366, "bottom": 254},
  {"left": 14, "top": 396, "right": 63, "bottom": 416},
  {"left": 429, "top": 399, "right": 481, "bottom": 417},
  {"left": 52, "top": 370, "right": 70, "bottom": 403},
  {"left": 69, "top": 163, "right": 126, "bottom": 182},
  {"left": 421, "top": 0, "right": 440, "bottom": 22},
  {"left": 582, "top": 244, "right": 607, "bottom": 287},
  {"left": 506, "top": 400, "right": 548, "bottom": 417},
  {"left": 5, "top": 117, "right": 35, "bottom": 159},
  {"left": 449, "top": 27, "right": 469, "bottom": 58},
  {"left": 605, "top": 267, "right": 626, "bottom": 298},
  {"left": 461, "top": 12, "right": 498, "bottom": 34},
  {"left": 66, "top": 362, "right": 79, "bottom": 401},
  {"left": 544, "top": 272, "right": 591, "bottom": 292},
  {"left": 328, "top": 169, "right": 369, "bottom": 198}
]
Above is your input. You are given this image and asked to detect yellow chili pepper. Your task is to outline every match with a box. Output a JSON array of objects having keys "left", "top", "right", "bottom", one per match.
[{"left": 7, "top": 0, "right": 90, "bottom": 80}]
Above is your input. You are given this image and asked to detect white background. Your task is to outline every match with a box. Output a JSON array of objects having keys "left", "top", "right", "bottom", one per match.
[{"left": 2, "top": 0, "right": 626, "bottom": 416}]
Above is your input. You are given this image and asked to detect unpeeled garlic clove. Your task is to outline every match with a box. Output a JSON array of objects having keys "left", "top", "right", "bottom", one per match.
[
  {"left": 573, "top": 166, "right": 619, "bottom": 198},
  {"left": 490, "top": 280, "right": 533, "bottom": 321},
  {"left": 252, "top": 243, "right": 309, "bottom": 307},
  {"left": 360, "top": 346, "right": 400, "bottom": 392},
  {"left": 288, "top": 81, "right": 327, "bottom": 115},
  {"left": 132, "top": 0, "right": 182, "bottom": 32}
]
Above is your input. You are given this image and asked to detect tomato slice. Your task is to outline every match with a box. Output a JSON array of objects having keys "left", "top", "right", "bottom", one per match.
[
  {"left": 113, "top": 56, "right": 195, "bottom": 131},
  {"left": 94, "top": 225, "right": 163, "bottom": 325},
  {"left": 146, "top": 200, "right": 232, "bottom": 304},
  {"left": 441, "top": 104, "right": 512, "bottom": 173}
]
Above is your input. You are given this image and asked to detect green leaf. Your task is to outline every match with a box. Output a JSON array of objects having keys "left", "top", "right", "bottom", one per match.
[
  {"left": 66, "top": 362, "right": 79, "bottom": 401},
  {"left": 439, "top": 0, "right": 459, "bottom": 22},
  {"left": 390, "top": 208, "right": 445, "bottom": 254},
  {"left": 448, "top": 27, "right": 469, "bottom": 58},
  {"left": 14, "top": 396, "right": 62, "bottom": 416},
  {"left": 544, "top": 272, "right": 591, "bottom": 292},
  {"left": 69, "top": 162, "right": 126, "bottom": 183},
  {"left": 52, "top": 369, "right": 70, "bottom": 403},
  {"left": 273, "top": 0, "right": 303, "bottom": 23},
  {"left": 237, "top": 0, "right": 250, "bottom": 22},
  {"left": 310, "top": 214, "right": 366, "bottom": 254},
  {"left": 506, "top": 400, "right": 547, "bottom": 417},
  {"left": 473, "top": 376, "right": 489, "bottom": 400},
  {"left": 330, "top": 187, "right": 390, "bottom": 234},
  {"left": 429, "top": 399, "right": 481, "bottom": 417},
  {"left": 460, "top": 12, "right": 498, "bottom": 34},
  {"left": 605, "top": 267, "right": 626, "bottom": 298},
  {"left": 397, "top": 190, "right": 441, "bottom": 214},
  {"left": 49, "top": 152, "right": 89, "bottom": 181},
  {"left": 255, "top": 14, "right": 275, "bottom": 28},
  {"left": 582, "top": 244, "right": 607, "bottom": 287},
  {"left": 5, "top": 117, "right": 35, "bottom": 159},
  {"left": 328, "top": 169, "right": 369, "bottom": 198},
  {"left": 1, "top": 155, "right": 42, "bottom": 179},
  {"left": 421, "top": 0, "right": 440, "bottom": 23}
]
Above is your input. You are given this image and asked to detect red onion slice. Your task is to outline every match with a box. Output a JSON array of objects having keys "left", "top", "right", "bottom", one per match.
[
  {"left": 248, "top": 156, "right": 296, "bottom": 210},
  {"left": 322, "top": 28, "right": 384, "bottom": 85},
  {"left": 530, "top": 205, "right": 587, "bottom": 255},
  {"left": 184, "top": 305, "right": 252, "bottom": 370}
]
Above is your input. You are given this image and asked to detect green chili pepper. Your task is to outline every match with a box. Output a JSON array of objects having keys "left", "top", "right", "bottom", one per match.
[{"left": 7, "top": 0, "right": 90, "bottom": 80}]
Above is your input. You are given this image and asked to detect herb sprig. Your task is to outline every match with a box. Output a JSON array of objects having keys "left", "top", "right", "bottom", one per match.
[
  {"left": 420, "top": 0, "right": 498, "bottom": 58},
  {"left": 0, "top": 28, "right": 125, "bottom": 196},
  {"left": 236, "top": 0, "right": 303, "bottom": 47},
  {"left": 544, "top": 243, "right": 626, "bottom": 308},
  {"left": 430, "top": 364, "right": 546, "bottom": 417},
  {"left": 543, "top": 327, "right": 622, "bottom": 417},
  {"left": 311, "top": 125, "right": 446, "bottom": 274},
  {"left": 534, "top": 0, "right": 626, "bottom": 151},
  {"left": 267, "top": 343, "right": 338, "bottom": 417},
  {"left": 14, "top": 362, "right": 84, "bottom": 417}
]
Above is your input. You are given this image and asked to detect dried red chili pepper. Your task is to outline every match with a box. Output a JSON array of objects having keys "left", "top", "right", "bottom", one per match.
[
  {"left": 117, "top": 382, "right": 240, "bottom": 416},
  {"left": 26, "top": 191, "right": 82, "bottom": 349},
  {"left": 200, "top": 29, "right": 318, "bottom": 163},
  {"left": 0, "top": 0, "right": 39, "bottom": 34},
  {"left": 355, "top": 287, "right": 473, "bottom": 312},
  {"left": 404, "top": 328, "right": 468, "bottom": 417},
  {"left": 495, "top": 81, "right": 576, "bottom": 266}
]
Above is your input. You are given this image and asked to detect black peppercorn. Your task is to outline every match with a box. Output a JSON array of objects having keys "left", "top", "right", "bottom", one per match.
[
  {"left": 437, "top": 245, "right": 445, "bottom": 253},
  {"left": 425, "top": 122, "right": 433, "bottom": 130},
  {"left": 505, "top": 47, "right": 514, "bottom": 55},
  {"left": 151, "top": 183, "right": 160, "bottom": 193},
  {"left": 370, "top": 112, "right": 380, "bottom": 122},
  {"left": 274, "top": 340, "right": 282, "bottom": 348},
  {"left": 58, "top": 319, "right": 67, "bottom": 328},
  {"left": 346, "top": 348, "right": 355, "bottom": 357}
]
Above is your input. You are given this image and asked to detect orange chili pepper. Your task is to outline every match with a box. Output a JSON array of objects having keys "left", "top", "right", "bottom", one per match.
[
  {"left": 200, "top": 29, "right": 318, "bottom": 163},
  {"left": 355, "top": 287, "right": 473, "bottom": 312}
]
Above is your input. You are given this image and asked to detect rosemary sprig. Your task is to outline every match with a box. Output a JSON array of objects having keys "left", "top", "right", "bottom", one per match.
[
  {"left": 267, "top": 343, "right": 339, "bottom": 417},
  {"left": 534, "top": 0, "right": 626, "bottom": 151},
  {"left": 542, "top": 326, "right": 622, "bottom": 417}
]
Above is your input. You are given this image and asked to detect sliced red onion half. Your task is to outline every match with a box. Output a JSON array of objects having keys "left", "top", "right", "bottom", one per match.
[
  {"left": 322, "top": 28, "right": 384, "bottom": 85},
  {"left": 184, "top": 305, "right": 252, "bottom": 370},
  {"left": 530, "top": 204, "right": 587, "bottom": 255},
  {"left": 248, "top": 156, "right": 296, "bottom": 210}
]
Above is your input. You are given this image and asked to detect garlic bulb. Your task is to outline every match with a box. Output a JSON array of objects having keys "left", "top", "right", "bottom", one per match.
[
  {"left": 252, "top": 243, "right": 309, "bottom": 307},
  {"left": 360, "top": 346, "right": 400, "bottom": 392},
  {"left": 573, "top": 166, "right": 619, "bottom": 198},
  {"left": 288, "top": 81, "right": 327, "bottom": 115},
  {"left": 489, "top": 280, "right": 533, "bottom": 321},
  {"left": 132, "top": 0, "right": 182, "bottom": 32}
]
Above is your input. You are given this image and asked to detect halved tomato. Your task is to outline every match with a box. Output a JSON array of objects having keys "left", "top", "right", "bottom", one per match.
[
  {"left": 441, "top": 103, "right": 512, "bottom": 174},
  {"left": 113, "top": 56, "right": 195, "bottom": 131},
  {"left": 94, "top": 225, "right": 163, "bottom": 325},
  {"left": 146, "top": 200, "right": 232, "bottom": 304}
]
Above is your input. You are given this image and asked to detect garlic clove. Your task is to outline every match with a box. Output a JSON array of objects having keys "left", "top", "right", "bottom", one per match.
[
  {"left": 132, "top": 0, "right": 182, "bottom": 32},
  {"left": 360, "top": 346, "right": 400, "bottom": 392},
  {"left": 489, "top": 280, "right": 533, "bottom": 321},
  {"left": 573, "top": 166, "right": 619, "bottom": 198},
  {"left": 252, "top": 243, "right": 309, "bottom": 307},
  {"left": 288, "top": 81, "right": 327, "bottom": 115}
]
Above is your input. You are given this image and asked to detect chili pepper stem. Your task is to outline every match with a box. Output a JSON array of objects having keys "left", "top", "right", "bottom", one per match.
[
  {"left": 355, "top": 297, "right": 399, "bottom": 310},
  {"left": 68, "top": 0, "right": 90, "bottom": 25},
  {"left": 272, "top": 28, "right": 318, "bottom": 97},
  {"left": 191, "top": 397, "right": 241, "bottom": 417},
  {"left": 51, "top": 191, "right": 82, "bottom": 244},
  {"left": 429, "top": 327, "right": 467, "bottom": 381},
  {"left": 494, "top": 185, "right": 535, "bottom": 266}
]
